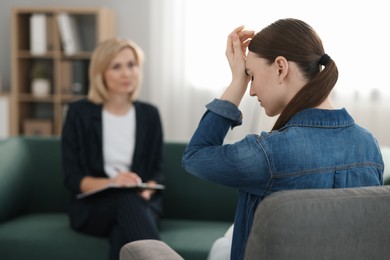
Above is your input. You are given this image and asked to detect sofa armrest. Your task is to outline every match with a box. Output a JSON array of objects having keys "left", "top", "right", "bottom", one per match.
[
  {"left": 120, "top": 240, "right": 184, "bottom": 260},
  {"left": 0, "top": 138, "right": 31, "bottom": 222}
]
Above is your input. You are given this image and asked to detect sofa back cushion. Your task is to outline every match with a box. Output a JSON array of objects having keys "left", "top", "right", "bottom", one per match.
[
  {"left": 23, "top": 137, "right": 69, "bottom": 213},
  {"left": 161, "top": 142, "right": 237, "bottom": 222},
  {"left": 0, "top": 137, "right": 237, "bottom": 222},
  {"left": 244, "top": 186, "right": 390, "bottom": 260}
]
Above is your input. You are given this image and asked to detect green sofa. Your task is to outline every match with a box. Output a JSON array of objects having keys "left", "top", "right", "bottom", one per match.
[{"left": 0, "top": 137, "right": 237, "bottom": 260}]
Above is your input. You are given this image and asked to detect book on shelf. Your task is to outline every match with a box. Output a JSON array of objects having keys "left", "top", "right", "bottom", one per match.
[
  {"left": 57, "top": 12, "right": 82, "bottom": 55},
  {"left": 61, "top": 60, "right": 89, "bottom": 95},
  {"left": 76, "top": 182, "right": 165, "bottom": 199},
  {"left": 46, "top": 15, "right": 55, "bottom": 51},
  {"left": 30, "top": 13, "right": 47, "bottom": 55},
  {"left": 71, "top": 60, "right": 89, "bottom": 95}
]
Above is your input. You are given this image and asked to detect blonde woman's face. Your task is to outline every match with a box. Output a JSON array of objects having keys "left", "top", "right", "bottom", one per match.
[{"left": 104, "top": 48, "right": 139, "bottom": 95}]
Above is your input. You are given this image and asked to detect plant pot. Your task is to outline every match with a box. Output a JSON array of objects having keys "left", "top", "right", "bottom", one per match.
[{"left": 31, "top": 79, "right": 50, "bottom": 97}]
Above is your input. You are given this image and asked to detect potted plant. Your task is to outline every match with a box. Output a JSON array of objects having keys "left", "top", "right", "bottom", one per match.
[{"left": 30, "top": 62, "right": 51, "bottom": 97}]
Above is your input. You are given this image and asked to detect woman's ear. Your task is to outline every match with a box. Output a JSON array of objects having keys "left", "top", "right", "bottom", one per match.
[{"left": 275, "top": 56, "right": 289, "bottom": 83}]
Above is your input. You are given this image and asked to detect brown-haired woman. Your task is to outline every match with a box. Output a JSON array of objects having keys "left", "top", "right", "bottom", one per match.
[{"left": 183, "top": 18, "right": 383, "bottom": 260}]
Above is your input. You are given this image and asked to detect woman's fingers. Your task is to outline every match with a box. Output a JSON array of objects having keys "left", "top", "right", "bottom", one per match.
[
  {"left": 231, "top": 25, "right": 246, "bottom": 36},
  {"left": 238, "top": 30, "right": 255, "bottom": 55},
  {"left": 237, "top": 30, "right": 255, "bottom": 46},
  {"left": 115, "top": 172, "right": 142, "bottom": 186},
  {"left": 231, "top": 34, "right": 243, "bottom": 59},
  {"left": 221, "top": 26, "right": 255, "bottom": 106},
  {"left": 226, "top": 26, "right": 255, "bottom": 59},
  {"left": 226, "top": 25, "right": 245, "bottom": 56}
]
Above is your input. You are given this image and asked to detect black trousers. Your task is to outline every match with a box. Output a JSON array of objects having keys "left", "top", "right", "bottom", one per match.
[{"left": 78, "top": 189, "right": 161, "bottom": 260}]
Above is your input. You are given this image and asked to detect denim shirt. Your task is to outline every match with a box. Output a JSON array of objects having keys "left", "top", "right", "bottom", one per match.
[{"left": 182, "top": 99, "right": 384, "bottom": 260}]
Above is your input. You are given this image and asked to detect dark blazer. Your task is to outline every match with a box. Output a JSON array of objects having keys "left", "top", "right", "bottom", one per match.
[{"left": 61, "top": 99, "right": 164, "bottom": 229}]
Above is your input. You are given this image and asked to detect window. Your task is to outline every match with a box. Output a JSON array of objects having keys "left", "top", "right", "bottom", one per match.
[{"left": 183, "top": 0, "right": 389, "bottom": 94}]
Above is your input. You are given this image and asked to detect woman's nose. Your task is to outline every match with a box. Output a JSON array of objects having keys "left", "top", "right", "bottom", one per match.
[{"left": 123, "top": 67, "right": 133, "bottom": 76}]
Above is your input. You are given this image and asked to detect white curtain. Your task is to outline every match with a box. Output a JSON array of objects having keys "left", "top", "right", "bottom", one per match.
[{"left": 147, "top": 0, "right": 390, "bottom": 146}]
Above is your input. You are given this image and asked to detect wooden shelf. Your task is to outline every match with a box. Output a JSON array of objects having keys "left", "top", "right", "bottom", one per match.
[
  {"left": 17, "top": 93, "right": 56, "bottom": 102},
  {"left": 17, "top": 50, "right": 58, "bottom": 59},
  {"left": 60, "top": 52, "right": 92, "bottom": 60},
  {"left": 11, "top": 7, "right": 116, "bottom": 136}
]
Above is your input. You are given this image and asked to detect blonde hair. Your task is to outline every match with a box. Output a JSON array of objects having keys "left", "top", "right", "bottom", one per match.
[{"left": 87, "top": 38, "right": 144, "bottom": 103}]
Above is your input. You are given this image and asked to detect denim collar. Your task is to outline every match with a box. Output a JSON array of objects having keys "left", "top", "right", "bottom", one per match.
[{"left": 282, "top": 108, "right": 355, "bottom": 129}]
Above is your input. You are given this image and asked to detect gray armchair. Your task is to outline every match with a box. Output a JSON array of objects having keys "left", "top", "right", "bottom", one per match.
[
  {"left": 245, "top": 185, "right": 390, "bottom": 259},
  {"left": 120, "top": 185, "right": 390, "bottom": 260}
]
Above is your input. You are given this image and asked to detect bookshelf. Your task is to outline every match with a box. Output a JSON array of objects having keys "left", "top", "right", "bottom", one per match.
[{"left": 11, "top": 7, "right": 116, "bottom": 136}]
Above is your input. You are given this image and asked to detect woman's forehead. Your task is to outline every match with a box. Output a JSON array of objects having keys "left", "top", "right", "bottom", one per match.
[{"left": 246, "top": 52, "right": 267, "bottom": 68}]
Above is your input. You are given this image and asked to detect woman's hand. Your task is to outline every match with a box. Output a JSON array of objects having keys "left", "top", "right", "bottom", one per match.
[
  {"left": 139, "top": 189, "right": 154, "bottom": 201},
  {"left": 226, "top": 26, "right": 254, "bottom": 84},
  {"left": 221, "top": 26, "right": 255, "bottom": 106},
  {"left": 113, "top": 171, "right": 142, "bottom": 186},
  {"left": 139, "top": 181, "right": 158, "bottom": 201},
  {"left": 114, "top": 172, "right": 156, "bottom": 201}
]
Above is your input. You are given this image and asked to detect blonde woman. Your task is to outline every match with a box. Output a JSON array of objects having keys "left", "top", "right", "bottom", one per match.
[{"left": 62, "top": 38, "right": 163, "bottom": 260}]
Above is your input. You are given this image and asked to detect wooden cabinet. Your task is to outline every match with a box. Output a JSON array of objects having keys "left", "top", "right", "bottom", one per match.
[{"left": 11, "top": 7, "right": 116, "bottom": 136}]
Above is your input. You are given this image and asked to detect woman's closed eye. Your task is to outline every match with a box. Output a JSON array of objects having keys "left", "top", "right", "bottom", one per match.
[{"left": 245, "top": 69, "right": 254, "bottom": 81}]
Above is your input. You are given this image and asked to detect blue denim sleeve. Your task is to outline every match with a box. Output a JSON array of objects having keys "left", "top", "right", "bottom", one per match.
[
  {"left": 206, "top": 98, "right": 242, "bottom": 128},
  {"left": 182, "top": 99, "right": 271, "bottom": 194}
]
